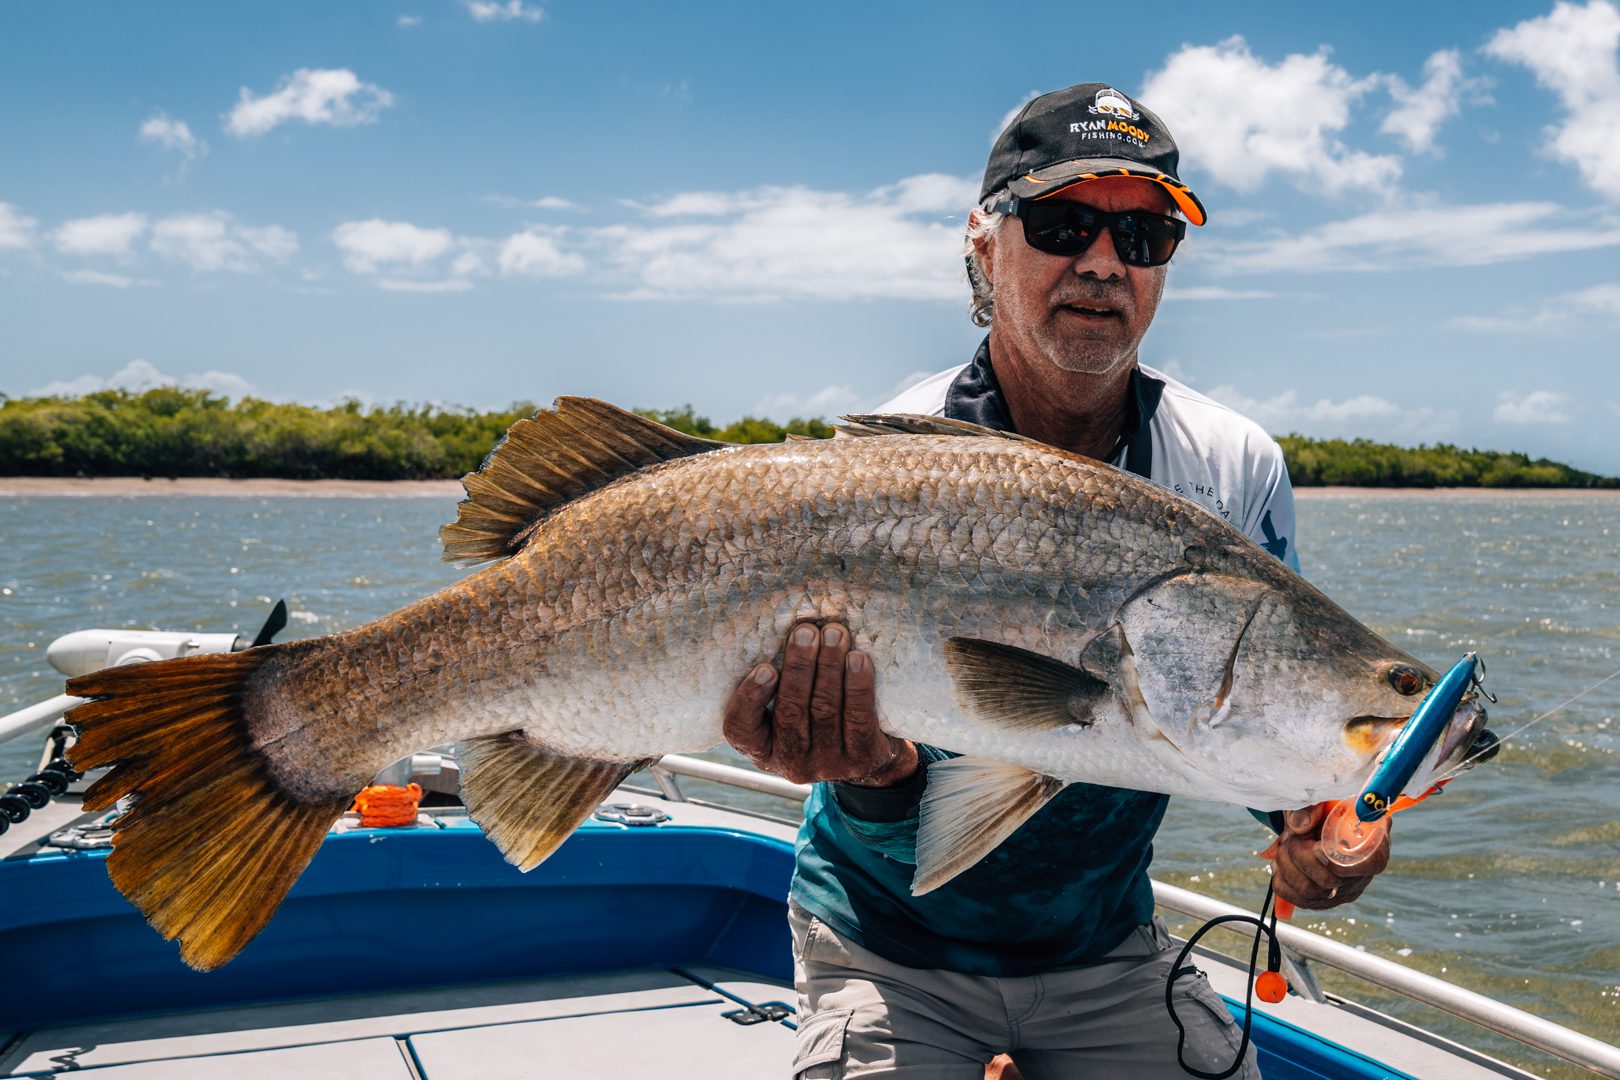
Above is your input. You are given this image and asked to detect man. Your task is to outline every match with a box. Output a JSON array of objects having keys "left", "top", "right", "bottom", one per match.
[{"left": 725, "top": 83, "right": 1389, "bottom": 1079}]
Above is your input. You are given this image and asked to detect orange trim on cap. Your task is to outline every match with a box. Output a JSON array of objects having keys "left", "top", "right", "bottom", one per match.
[{"left": 1023, "top": 166, "right": 1207, "bottom": 226}]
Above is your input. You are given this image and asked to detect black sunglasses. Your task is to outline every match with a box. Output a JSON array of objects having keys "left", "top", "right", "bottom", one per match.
[{"left": 989, "top": 198, "right": 1186, "bottom": 267}]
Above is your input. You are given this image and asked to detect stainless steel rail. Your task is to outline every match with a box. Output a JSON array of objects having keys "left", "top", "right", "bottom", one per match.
[
  {"left": 652, "top": 753, "right": 1620, "bottom": 1080},
  {"left": 0, "top": 694, "right": 82, "bottom": 748}
]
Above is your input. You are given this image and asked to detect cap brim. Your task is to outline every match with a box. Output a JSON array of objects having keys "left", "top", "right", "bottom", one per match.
[{"left": 1008, "top": 159, "right": 1207, "bottom": 226}]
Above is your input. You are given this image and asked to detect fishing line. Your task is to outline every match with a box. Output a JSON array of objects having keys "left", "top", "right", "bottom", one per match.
[{"left": 1431, "top": 662, "right": 1620, "bottom": 786}]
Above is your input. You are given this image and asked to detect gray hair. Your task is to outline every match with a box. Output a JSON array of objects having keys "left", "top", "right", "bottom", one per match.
[{"left": 964, "top": 192, "right": 1007, "bottom": 328}]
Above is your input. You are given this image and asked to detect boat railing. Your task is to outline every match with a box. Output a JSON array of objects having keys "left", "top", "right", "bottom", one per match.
[
  {"left": 3, "top": 697, "right": 1615, "bottom": 1079},
  {"left": 648, "top": 753, "right": 1620, "bottom": 1080}
]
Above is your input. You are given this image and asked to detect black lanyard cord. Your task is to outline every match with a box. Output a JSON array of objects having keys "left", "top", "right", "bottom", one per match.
[{"left": 1164, "top": 881, "right": 1279, "bottom": 1080}]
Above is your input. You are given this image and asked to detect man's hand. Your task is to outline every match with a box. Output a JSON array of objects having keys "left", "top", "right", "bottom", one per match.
[
  {"left": 1266, "top": 803, "right": 1390, "bottom": 909},
  {"left": 723, "top": 620, "right": 918, "bottom": 787}
]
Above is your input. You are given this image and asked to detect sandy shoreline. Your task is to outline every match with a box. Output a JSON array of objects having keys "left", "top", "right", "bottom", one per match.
[{"left": 0, "top": 477, "right": 1614, "bottom": 498}]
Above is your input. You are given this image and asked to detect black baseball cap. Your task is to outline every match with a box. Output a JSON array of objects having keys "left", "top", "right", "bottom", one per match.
[{"left": 982, "top": 83, "right": 1207, "bottom": 226}]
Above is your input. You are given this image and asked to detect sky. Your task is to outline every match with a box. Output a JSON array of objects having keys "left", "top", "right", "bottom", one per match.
[{"left": 3, "top": 1, "right": 1619, "bottom": 472}]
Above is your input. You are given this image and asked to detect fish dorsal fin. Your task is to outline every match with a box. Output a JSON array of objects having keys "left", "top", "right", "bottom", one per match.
[
  {"left": 835, "top": 413, "right": 1037, "bottom": 443},
  {"left": 441, "top": 397, "right": 726, "bottom": 566},
  {"left": 943, "top": 636, "right": 1115, "bottom": 732},
  {"left": 457, "top": 731, "right": 655, "bottom": 871},
  {"left": 912, "top": 757, "right": 1066, "bottom": 895}
]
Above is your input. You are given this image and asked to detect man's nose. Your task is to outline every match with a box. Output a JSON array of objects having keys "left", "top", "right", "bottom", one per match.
[{"left": 1071, "top": 226, "right": 1125, "bottom": 279}]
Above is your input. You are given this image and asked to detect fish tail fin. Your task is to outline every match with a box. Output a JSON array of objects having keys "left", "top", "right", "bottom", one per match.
[{"left": 66, "top": 649, "right": 351, "bottom": 971}]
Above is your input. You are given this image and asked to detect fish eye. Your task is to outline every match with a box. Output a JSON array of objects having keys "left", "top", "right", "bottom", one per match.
[{"left": 1388, "top": 665, "right": 1426, "bottom": 697}]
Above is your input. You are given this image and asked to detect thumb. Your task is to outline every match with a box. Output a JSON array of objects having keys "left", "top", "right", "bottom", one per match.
[{"left": 1283, "top": 802, "right": 1329, "bottom": 837}]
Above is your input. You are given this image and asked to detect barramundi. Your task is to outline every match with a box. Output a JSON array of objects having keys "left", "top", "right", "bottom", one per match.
[{"left": 67, "top": 399, "right": 1494, "bottom": 969}]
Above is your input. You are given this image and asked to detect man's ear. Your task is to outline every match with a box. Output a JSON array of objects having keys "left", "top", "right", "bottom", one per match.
[{"left": 969, "top": 210, "right": 996, "bottom": 287}]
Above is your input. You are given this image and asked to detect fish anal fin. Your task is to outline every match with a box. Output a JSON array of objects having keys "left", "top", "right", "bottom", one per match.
[
  {"left": 66, "top": 650, "right": 353, "bottom": 971},
  {"left": 440, "top": 398, "right": 726, "bottom": 567},
  {"left": 457, "top": 732, "right": 653, "bottom": 871},
  {"left": 912, "top": 757, "right": 1065, "bottom": 895},
  {"left": 943, "top": 636, "right": 1112, "bottom": 732}
]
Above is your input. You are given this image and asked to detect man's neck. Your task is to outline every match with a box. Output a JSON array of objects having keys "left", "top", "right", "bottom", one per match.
[{"left": 988, "top": 339, "right": 1138, "bottom": 462}]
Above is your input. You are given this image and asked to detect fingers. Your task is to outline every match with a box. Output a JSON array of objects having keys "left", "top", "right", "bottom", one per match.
[
  {"left": 1283, "top": 803, "right": 1328, "bottom": 838},
  {"left": 809, "top": 624, "right": 851, "bottom": 765},
  {"left": 1271, "top": 823, "right": 1390, "bottom": 910},
  {"left": 840, "top": 651, "right": 886, "bottom": 768},
  {"left": 771, "top": 622, "right": 822, "bottom": 771},
  {"left": 722, "top": 663, "right": 778, "bottom": 767}
]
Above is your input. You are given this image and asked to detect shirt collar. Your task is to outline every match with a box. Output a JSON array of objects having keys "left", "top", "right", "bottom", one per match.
[{"left": 942, "top": 336, "right": 1164, "bottom": 478}]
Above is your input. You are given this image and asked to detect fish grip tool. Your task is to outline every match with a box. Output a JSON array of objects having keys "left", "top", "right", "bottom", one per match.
[{"left": 1274, "top": 652, "right": 1484, "bottom": 920}]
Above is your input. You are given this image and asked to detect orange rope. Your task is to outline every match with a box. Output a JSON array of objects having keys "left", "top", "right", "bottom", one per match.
[{"left": 351, "top": 782, "right": 423, "bottom": 828}]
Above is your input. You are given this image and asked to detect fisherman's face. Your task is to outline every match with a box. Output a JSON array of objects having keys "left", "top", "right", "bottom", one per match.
[{"left": 978, "top": 177, "right": 1172, "bottom": 377}]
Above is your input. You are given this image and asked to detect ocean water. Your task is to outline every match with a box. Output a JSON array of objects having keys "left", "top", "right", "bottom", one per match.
[{"left": 2, "top": 490, "right": 1616, "bottom": 1076}]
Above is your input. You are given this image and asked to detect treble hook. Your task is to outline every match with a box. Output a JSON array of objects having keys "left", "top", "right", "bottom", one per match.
[{"left": 1469, "top": 653, "right": 1498, "bottom": 704}]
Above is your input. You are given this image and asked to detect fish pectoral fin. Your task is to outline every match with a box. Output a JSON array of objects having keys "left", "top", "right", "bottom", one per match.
[
  {"left": 457, "top": 732, "right": 654, "bottom": 871},
  {"left": 943, "top": 637, "right": 1113, "bottom": 731},
  {"left": 912, "top": 757, "right": 1066, "bottom": 895},
  {"left": 440, "top": 397, "right": 726, "bottom": 567}
]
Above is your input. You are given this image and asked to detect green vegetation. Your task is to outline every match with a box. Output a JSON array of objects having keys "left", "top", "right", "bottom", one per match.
[
  {"left": 0, "top": 388, "right": 1611, "bottom": 487},
  {"left": 0, "top": 389, "right": 834, "bottom": 480},
  {"left": 1275, "top": 435, "right": 1619, "bottom": 489}
]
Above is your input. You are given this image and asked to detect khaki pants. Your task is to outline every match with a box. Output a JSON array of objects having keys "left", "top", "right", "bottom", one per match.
[{"left": 789, "top": 903, "right": 1260, "bottom": 1079}]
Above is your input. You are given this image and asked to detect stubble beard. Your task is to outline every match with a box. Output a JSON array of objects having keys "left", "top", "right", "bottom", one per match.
[{"left": 1026, "top": 311, "right": 1137, "bottom": 376}]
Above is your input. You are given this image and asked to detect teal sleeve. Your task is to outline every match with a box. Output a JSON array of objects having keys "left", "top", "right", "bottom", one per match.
[{"left": 828, "top": 744, "right": 955, "bottom": 863}]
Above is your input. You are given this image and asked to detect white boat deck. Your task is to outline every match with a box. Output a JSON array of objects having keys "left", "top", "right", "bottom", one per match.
[{"left": 0, "top": 965, "right": 797, "bottom": 1079}]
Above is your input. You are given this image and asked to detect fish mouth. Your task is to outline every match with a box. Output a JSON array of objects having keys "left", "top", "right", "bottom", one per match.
[{"left": 1434, "top": 695, "right": 1489, "bottom": 769}]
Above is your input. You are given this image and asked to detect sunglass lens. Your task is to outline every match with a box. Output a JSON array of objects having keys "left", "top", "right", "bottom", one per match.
[
  {"left": 1024, "top": 204, "right": 1095, "bottom": 256},
  {"left": 1019, "top": 203, "right": 1182, "bottom": 266}
]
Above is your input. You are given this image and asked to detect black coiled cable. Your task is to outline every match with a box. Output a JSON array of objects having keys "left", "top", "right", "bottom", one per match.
[
  {"left": 1164, "top": 881, "right": 1280, "bottom": 1079},
  {"left": 0, "top": 726, "right": 82, "bottom": 836}
]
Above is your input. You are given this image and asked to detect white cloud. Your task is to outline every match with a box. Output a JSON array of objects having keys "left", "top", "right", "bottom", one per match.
[
  {"left": 332, "top": 219, "right": 453, "bottom": 273},
  {"left": 59, "top": 269, "right": 156, "bottom": 288},
  {"left": 1381, "top": 50, "right": 1483, "bottom": 154},
  {"left": 1201, "top": 200, "right": 1620, "bottom": 273},
  {"left": 398, "top": 14, "right": 423, "bottom": 27},
  {"left": 31, "top": 358, "right": 257, "bottom": 399},
  {"left": 53, "top": 212, "right": 149, "bottom": 257},
  {"left": 498, "top": 229, "right": 585, "bottom": 276},
  {"left": 873, "top": 173, "right": 978, "bottom": 215},
  {"left": 991, "top": 90, "right": 1043, "bottom": 145},
  {"left": 1485, "top": 0, "right": 1620, "bottom": 200},
  {"left": 1451, "top": 281, "right": 1620, "bottom": 332},
  {"left": 485, "top": 194, "right": 580, "bottom": 211},
  {"left": 449, "top": 250, "right": 486, "bottom": 277},
  {"left": 1142, "top": 36, "right": 1401, "bottom": 194},
  {"left": 1203, "top": 384, "right": 1457, "bottom": 440},
  {"left": 1494, "top": 389, "right": 1572, "bottom": 424},
  {"left": 1162, "top": 285, "right": 1277, "bottom": 301},
  {"left": 226, "top": 68, "right": 395, "bottom": 137},
  {"left": 636, "top": 192, "right": 731, "bottom": 218},
  {"left": 0, "top": 202, "right": 37, "bottom": 251},
  {"left": 377, "top": 278, "right": 474, "bottom": 293},
  {"left": 139, "top": 113, "right": 204, "bottom": 159},
  {"left": 466, "top": 0, "right": 543, "bottom": 22},
  {"left": 150, "top": 212, "right": 298, "bottom": 272},
  {"left": 754, "top": 384, "right": 865, "bottom": 419},
  {"left": 591, "top": 176, "right": 973, "bottom": 302}
]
